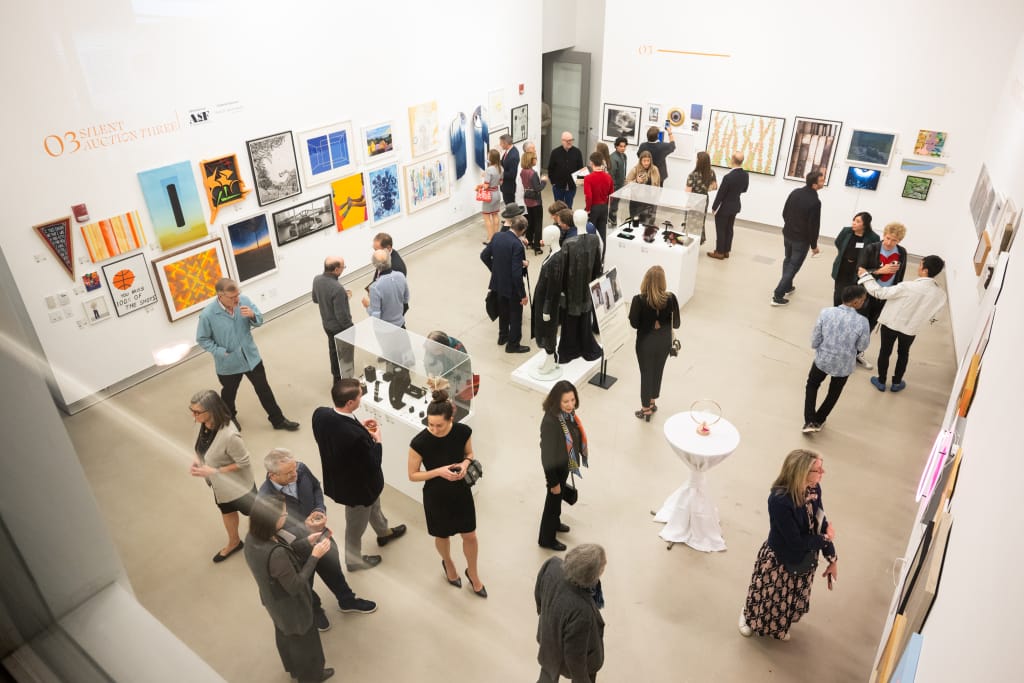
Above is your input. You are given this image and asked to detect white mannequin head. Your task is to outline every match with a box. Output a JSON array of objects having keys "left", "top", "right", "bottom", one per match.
[
  {"left": 573, "top": 209, "right": 588, "bottom": 231},
  {"left": 543, "top": 224, "right": 561, "bottom": 254}
]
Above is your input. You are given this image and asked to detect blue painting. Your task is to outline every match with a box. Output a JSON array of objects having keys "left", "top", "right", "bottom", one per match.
[
  {"left": 845, "top": 166, "right": 880, "bottom": 190},
  {"left": 367, "top": 163, "right": 402, "bottom": 224},
  {"left": 138, "top": 160, "right": 209, "bottom": 250},
  {"left": 224, "top": 213, "right": 277, "bottom": 284},
  {"left": 298, "top": 121, "right": 356, "bottom": 187}
]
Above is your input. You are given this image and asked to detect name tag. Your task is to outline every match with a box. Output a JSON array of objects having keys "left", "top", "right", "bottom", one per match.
[{"left": 855, "top": 243, "right": 864, "bottom": 248}]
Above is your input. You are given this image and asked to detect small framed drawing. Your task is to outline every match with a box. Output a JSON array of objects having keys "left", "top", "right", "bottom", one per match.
[
  {"left": 366, "top": 163, "right": 403, "bottom": 225},
  {"left": 511, "top": 104, "right": 528, "bottom": 143},
  {"left": 361, "top": 121, "right": 397, "bottom": 164},
  {"left": 296, "top": 122, "right": 357, "bottom": 188},
  {"left": 403, "top": 153, "right": 451, "bottom": 214},
  {"left": 101, "top": 252, "right": 159, "bottom": 317},
  {"left": 152, "top": 237, "right": 230, "bottom": 322},
  {"left": 846, "top": 129, "right": 897, "bottom": 168},
  {"left": 973, "top": 231, "right": 991, "bottom": 276},
  {"left": 82, "top": 295, "right": 112, "bottom": 324},
  {"left": 902, "top": 175, "right": 932, "bottom": 201},
  {"left": 271, "top": 195, "right": 334, "bottom": 246},
  {"left": 647, "top": 104, "right": 662, "bottom": 123},
  {"left": 223, "top": 213, "right": 278, "bottom": 285},
  {"left": 246, "top": 131, "right": 302, "bottom": 206},
  {"left": 602, "top": 103, "right": 642, "bottom": 145}
]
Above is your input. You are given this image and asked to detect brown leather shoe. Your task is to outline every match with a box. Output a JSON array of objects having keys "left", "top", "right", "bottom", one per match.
[
  {"left": 723, "top": 252, "right": 730, "bottom": 258},
  {"left": 707, "top": 251, "right": 726, "bottom": 260}
]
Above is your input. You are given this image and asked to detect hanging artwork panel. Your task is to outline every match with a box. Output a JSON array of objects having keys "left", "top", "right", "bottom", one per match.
[
  {"left": 297, "top": 121, "right": 356, "bottom": 188},
  {"left": 246, "top": 131, "right": 302, "bottom": 206},
  {"left": 366, "top": 163, "right": 402, "bottom": 225},
  {"left": 151, "top": 237, "right": 229, "bottom": 322},
  {"left": 100, "top": 251, "right": 159, "bottom": 317},
  {"left": 80, "top": 211, "right": 147, "bottom": 263},
  {"left": 82, "top": 295, "right": 113, "bottom": 325},
  {"left": 902, "top": 176, "right": 932, "bottom": 201},
  {"left": 472, "top": 106, "right": 489, "bottom": 170},
  {"left": 403, "top": 154, "right": 451, "bottom": 214},
  {"left": 450, "top": 112, "right": 467, "bottom": 180},
  {"left": 271, "top": 195, "right": 334, "bottom": 246},
  {"left": 408, "top": 100, "right": 441, "bottom": 158},
  {"left": 706, "top": 110, "right": 786, "bottom": 175},
  {"left": 783, "top": 116, "right": 843, "bottom": 185},
  {"left": 846, "top": 129, "right": 897, "bottom": 168},
  {"left": 602, "top": 103, "right": 642, "bottom": 146},
  {"left": 224, "top": 213, "right": 278, "bottom": 285},
  {"left": 33, "top": 216, "right": 74, "bottom": 279},
  {"left": 361, "top": 121, "right": 396, "bottom": 164},
  {"left": 200, "top": 154, "right": 250, "bottom": 223},
  {"left": 511, "top": 104, "right": 529, "bottom": 144},
  {"left": 138, "top": 161, "right": 209, "bottom": 250},
  {"left": 914, "top": 130, "right": 947, "bottom": 157},
  {"left": 331, "top": 172, "right": 369, "bottom": 230},
  {"left": 899, "top": 158, "right": 947, "bottom": 177}
]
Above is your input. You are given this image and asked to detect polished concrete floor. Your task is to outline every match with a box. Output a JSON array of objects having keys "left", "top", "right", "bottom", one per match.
[{"left": 64, "top": 215, "right": 955, "bottom": 682}]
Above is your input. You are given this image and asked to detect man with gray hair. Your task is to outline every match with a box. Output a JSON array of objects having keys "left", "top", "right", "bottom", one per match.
[
  {"left": 364, "top": 249, "right": 409, "bottom": 328},
  {"left": 258, "top": 448, "right": 377, "bottom": 631},
  {"left": 535, "top": 543, "right": 606, "bottom": 683},
  {"left": 196, "top": 278, "right": 298, "bottom": 431},
  {"left": 311, "top": 256, "right": 353, "bottom": 382}
]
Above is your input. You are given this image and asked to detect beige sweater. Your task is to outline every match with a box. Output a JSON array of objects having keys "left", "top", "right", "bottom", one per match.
[{"left": 196, "top": 424, "right": 254, "bottom": 503}]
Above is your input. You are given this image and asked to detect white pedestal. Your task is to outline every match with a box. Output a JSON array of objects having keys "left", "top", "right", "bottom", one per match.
[
  {"left": 511, "top": 351, "right": 601, "bottom": 393},
  {"left": 604, "top": 224, "right": 699, "bottom": 308}
]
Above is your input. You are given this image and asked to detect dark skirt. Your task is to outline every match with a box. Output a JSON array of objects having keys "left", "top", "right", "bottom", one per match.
[
  {"left": 215, "top": 485, "right": 256, "bottom": 515},
  {"left": 274, "top": 624, "right": 324, "bottom": 681},
  {"left": 423, "top": 480, "right": 476, "bottom": 537},
  {"left": 742, "top": 542, "right": 816, "bottom": 639}
]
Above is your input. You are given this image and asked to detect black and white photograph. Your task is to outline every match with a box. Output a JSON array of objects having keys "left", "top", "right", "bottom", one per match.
[
  {"left": 784, "top": 116, "right": 843, "bottom": 185},
  {"left": 246, "top": 130, "right": 302, "bottom": 206},
  {"left": 510, "top": 104, "right": 528, "bottom": 143},
  {"left": 270, "top": 194, "right": 334, "bottom": 246},
  {"left": 602, "top": 103, "right": 642, "bottom": 145}
]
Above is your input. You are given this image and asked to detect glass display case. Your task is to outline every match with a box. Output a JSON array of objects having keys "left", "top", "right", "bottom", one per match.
[{"left": 609, "top": 183, "right": 710, "bottom": 245}]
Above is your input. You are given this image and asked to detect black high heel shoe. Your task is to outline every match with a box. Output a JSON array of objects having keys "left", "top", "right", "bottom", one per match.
[
  {"left": 465, "top": 569, "right": 488, "bottom": 598},
  {"left": 634, "top": 408, "right": 652, "bottom": 422},
  {"left": 442, "top": 560, "right": 462, "bottom": 588},
  {"left": 649, "top": 404, "right": 658, "bottom": 413}
]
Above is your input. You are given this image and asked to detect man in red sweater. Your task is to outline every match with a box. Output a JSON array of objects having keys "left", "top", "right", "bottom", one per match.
[{"left": 584, "top": 151, "right": 613, "bottom": 258}]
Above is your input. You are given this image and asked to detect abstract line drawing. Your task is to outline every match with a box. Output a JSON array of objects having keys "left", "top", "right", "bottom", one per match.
[
  {"left": 138, "top": 161, "right": 208, "bottom": 250},
  {"left": 271, "top": 195, "right": 334, "bottom": 246},
  {"left": 331, "top": 172, "right": 369, "bottom": 230},
  {"left": 298, "top": 122, "right": 356, "bottom": 187},
  {"left": 361, "top": 121, "right": 396, "bottom": 164},
  {"left": 200, "top": 154, "right": 250, "bottom": 223},
  {"left": 706, "top": 109, "right": 786, "bottom": 175},
  {"left": 246, "top": 131, "right": 302, "bottom": 206},
  {"left": 101, "top": 251, "right": 158, "bottom": 317},
  {"left": 80, "top": 211, "right": 147, "bottom": 263},
  {"left": 33, "top": 216, "right": 74, "bottom": 279},
  {"left": 511, "top": 104, "right": 528, "bottom": 143},
  {"left": 224, "top": 213, "right": 278, "bottom": 285},
  {"left": 151, "top": 237, "right": 229, "bottom": 322},
  {"left": 403, "top": 154, "right": 450, "bottom": 214},
  {"left": 408, "top": 100, "right": 441, "bottom": 158},
  {"left": 784, "top": 116, "right": 843, "bottom": 185},
  {"left": 367, "top": 163, "right": 402, "bottom": 224},
  {"left": 914, "top": 130, "right": 947, "bottom": 157}
]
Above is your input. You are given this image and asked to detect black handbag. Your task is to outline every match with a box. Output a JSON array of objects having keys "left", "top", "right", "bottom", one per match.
[
  {"left": 561, "top": 475, "right": 579, "bottom": 505},
  {"left": 485, "top": 290, "right": 499, "bottom": 321},
  {"left": 464, "top": 459, "right": 484, "bottom": 487},
  {"left": 783, "top": 551, "right": 816, "bottom": 577}
]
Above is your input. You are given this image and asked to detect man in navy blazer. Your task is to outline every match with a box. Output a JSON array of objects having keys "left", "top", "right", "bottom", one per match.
[
  {"left": 481, "top": 216, "right": 531, "bottom": 353},
  {"left": 499, "top": 133, "right": 520, "bottom": 205},
  {"left": 708, "top": 152, "right": 749, "bottom": 259},
  {"left": 312, "top": 379, "right": 406, "bottom": 572}
]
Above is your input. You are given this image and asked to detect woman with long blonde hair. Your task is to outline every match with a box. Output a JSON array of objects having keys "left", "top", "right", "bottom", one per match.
[
  {"left": 624, "top": 151, "right": 661, "bottom": 225},
  {"left": 627, "top": 265, "right": 679, "bottom": 420}
]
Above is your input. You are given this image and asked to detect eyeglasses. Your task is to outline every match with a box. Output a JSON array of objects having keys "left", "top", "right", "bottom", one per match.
[{"left": 189, "top": 408, "right": 207, "bottom": 416}]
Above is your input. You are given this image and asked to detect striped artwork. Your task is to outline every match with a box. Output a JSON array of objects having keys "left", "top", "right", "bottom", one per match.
[{"left": 80, "top": 211, "right": 147, "bottom": 262}]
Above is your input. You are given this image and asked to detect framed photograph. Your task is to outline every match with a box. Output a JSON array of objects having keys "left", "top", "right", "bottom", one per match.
[
  {"left": 224, "top": 213, "right": 278, "bottom": 285},
  {"left": 403, "top": 153, "right": 451, "bottom": 214},
  {"left": 199, "top": 154, "right": 250, "bottom": 223},
  {"left": 82, "top": 295, "right": 112, "bottom": 325},
  {"left": 899, "top": 158, "right": 947, "bottom": 177},
  {"left": 846, "top": 129, "right": 897, "bottom": 168},
  {"left": 246, "top": 131, "right": 302, "bottom": 206},
  {"left": 511, "top": 104, "right": 529, "bottom": 143},
  {"left": 914, "top": 129, "right": 947, "bottom": 157},
  {"left": 706, "top": 109, "right": 786, "bottom": 175},
  {"left": 973, "top": 231, "right": 992, "bottom": 276},
  {"left": 992, "top": 199, "right": 1017, "bottom": 254},
  {"left": 845, "top": 166, "right": 881, "bottom": 190},
  {"left": 33, "top": 216, "right": 74, "bottom": 280},
  {"left": 902, "top": 175, "right": 932, "bottom": 201},
  {"left": 968, "top": 164, "right": 992, "bottom": 231},
  {"left": 647, "top": 103, "right": 662, "bottom": 123},
  {"left": 602, "top": 103, "right": 642, "bottom": 145},
  {"left": 270, "top": 195, "right": 334, "bottom": 246},
  {"left": 784, "top": 116, "right": 843, "bottom": 185},
  {"left": 138, "top": 161, "right": 209, "bottom": 250},
  {"left": 408, "top": 100, "right": 441, "bottom": 158},
  {"left": 297, "top": 121, "right": 356, "bottom": 188},
  {"left": 331, "top": 172, "right": 369, "bottom": 230},
  {"left": 100, "top": 252, "right": 159, "bottom": 317},
  {"left": 366, "top": 163, "right": 403, "bottom": 225},
  {"left": 361, "top": 121, "right": 396, "bottom": 164},
  {"left": 80, "top": 211, "right": 147, "bottom": 263},
  {"left": 488, "top": 127, "right": 508, "bottom": 157},
  {"left": 151, "top": 237, "right": 229, "bottom": 322}
]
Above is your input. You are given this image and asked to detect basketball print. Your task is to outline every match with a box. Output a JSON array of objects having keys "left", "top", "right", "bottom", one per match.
[{"left": 112, "top": 269, "right": 135, "bottom": 290}]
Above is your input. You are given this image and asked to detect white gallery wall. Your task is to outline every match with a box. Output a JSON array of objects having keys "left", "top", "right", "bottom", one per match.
[{"left": 0, "top": 0, "right": 542, "bottom": 408}]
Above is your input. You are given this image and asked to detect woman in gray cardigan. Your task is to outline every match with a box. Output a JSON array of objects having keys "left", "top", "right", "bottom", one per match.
[
  {"left": 189, "top": 389, "right": 257, "bottom": 563},
  {"left": 244, "top": 493, "right": 334, "bottom": 683}
]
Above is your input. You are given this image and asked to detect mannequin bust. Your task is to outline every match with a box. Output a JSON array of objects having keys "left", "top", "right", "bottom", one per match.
[
  {"left": 573, "top": 209, "right": 603, "bottom": 253},
  {"left": 530, "top": 224, "right": 566, "bottom": 380}
]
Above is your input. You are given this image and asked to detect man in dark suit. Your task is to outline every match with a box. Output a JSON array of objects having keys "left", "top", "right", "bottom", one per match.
[
  {"left": 499, "top": 133, "right": 520, "bottom": 206},
  {"left": 312, "top": 379, "right": 406, "bottom": 572},
  {"left": 259, "top": 448, "right": 377, "bottom": 631},
  {"left": 481, "top": 216, "right": 530, "bottom": 353},
  {"left": 772, "top": 170, "right": 825, "bottom": 306},
  {"left": 708, "top": 152, "right": 749, "bottom": 259}
]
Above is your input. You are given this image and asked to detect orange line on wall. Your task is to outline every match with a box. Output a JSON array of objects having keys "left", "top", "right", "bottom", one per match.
[{"left": 656, "top": 48, "right": 731, "bottom": 58}]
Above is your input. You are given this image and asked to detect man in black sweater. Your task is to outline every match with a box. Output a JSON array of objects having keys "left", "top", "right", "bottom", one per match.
[
  {"left": 547, "top": 131, "right": 584, "bottom": 208},
  {"left": 772, "top": 171, "right": 824, "bottom": 306},
  {"left": 637, "top": 125, "right": 676, "bottom": 184}
]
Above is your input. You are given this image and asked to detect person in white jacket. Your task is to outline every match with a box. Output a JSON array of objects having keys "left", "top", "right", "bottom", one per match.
[{"left": 857, "top": 255, "right": 946, "bottom": 393}]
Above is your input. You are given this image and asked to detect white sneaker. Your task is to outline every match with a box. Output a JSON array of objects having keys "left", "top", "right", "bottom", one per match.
[
  {"left": 856, "top": 353, "right": 873, "bottom": 370},
  {"left": 738, "top": 611, "right": 753, "bottom": 637}
]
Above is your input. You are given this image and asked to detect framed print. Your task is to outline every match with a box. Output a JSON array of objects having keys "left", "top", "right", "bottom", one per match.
[
  {"left": 845, "top": 167, "right": 880, "bottom": 190},
  {"left": 968, "top": 164, "right": 992, "bottom": 232},
  {"left": 330, "top": 172, "right": 369, "bottom": 230},
  {"left": 361, "top": 121, "right": 396, "bottom": 164},
  {"left": 33, "top": 216, "right": 74, "bottom": 279},
  {"left": 403, "top": 153, "right": 450, "bottom": 214},
  {"left": 151, "top": 237, "right": 228, "bottom": 322},
  {"left": 408, "top": 100, "right": 441, "bottom": 158},
  {"left": 199, "top": 154, "right": 250, "bottom": 223},
  {"left": 602, "top": 103, "right": 641, "bottom": 145},
  {"left": 82, "top": 295, "right": 112, "bottom": 324},
  {"left": 784, "top": 116, "right": 842, "bottom": 184},
  {"left": 899, "top": 158, "right": 947, "bottom": 176},
  {"left": 511, "top": 104, "right": 528, "bottom": 143},
  {"left": 82, "top": 272, "right": 101, "bottom": 291},
  {"left": 100, "top": 252, "right": 159, "bottom": 317},
  {"left": 488, "top": 127, "right": 508, "bottom": 157},
  {"left": 488, "top": 89, "right": 505, "bottom": 126},
  {"left": 845, "top": 129, "right": 897, "bottom": 167},
  {"left": 224, "top": 213, "right": 278, "bottom": 284},
  {"left": 706, "top": 109, "right": 786, "bottom": 175},
  {"left": 138, "top": 161, "right": 209, "bottom": 250},
  {"left": 297, "top": 121, "right": 356, "bottom": 188},
  {"left": 973, "top": 231, "right": 991, "bottom": 275},
  {"left": 80, "top": 211, "right": 147, "bottom": 263},
  {"left": 902, "top": 175, "right": 932, "bottom": 201},
  {"left": 366, "top": 163, "right": 403, "bottom": 225},
  {"left": 270, "top": 195, "right": 334, "bottom": 246},
  {"left": 914, "top": 129, "right": 947, "bottom": 157},
  {"left": 246, "top": 131, "right": 302, "bottom": 206},
  {"left": 647, "top": 103, "right": 662, "bottom": 123}
]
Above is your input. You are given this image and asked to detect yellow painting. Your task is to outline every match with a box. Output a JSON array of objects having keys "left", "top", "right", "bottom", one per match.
[
  {"left": 331, "top": 173, "right": 368, "bottom": 231},
  {"left": 706, "top": 109, "right": 786, "bottom": 176}
]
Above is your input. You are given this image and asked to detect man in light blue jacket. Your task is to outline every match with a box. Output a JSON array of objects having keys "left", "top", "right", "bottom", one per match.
[{"left": 196, "top": 278, "right": 299, "bottom": 431}]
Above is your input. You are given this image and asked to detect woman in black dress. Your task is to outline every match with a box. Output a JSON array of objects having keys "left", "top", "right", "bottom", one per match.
[
  {"left": 538, "top": 380, "right": 589, "bottom": 551},
  {"left": 628, "top": 266, "right": 680, "bottom": 421},
  {"left": 408, "top": 390, "right": 486, "bottom": 598}
]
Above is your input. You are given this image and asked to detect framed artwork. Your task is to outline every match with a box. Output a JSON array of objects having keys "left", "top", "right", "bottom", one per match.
[
  {"left": 488, "top": 127, "right": 508, "bottom": 157},
  {"left": 331, "top": 172, "right": 368, "bottom": 230},
  {"left": 992, "top": 199, "right": 1017, "bottom": 254},
  {"left": 33, "top": 216, "right": 74, "bottom": 279},
  {"left": 366, "top": 163, "right": 402, "bottom": 225},
  {"left": 138, "top": 161, "right": 208, "bottom": 250},
  {"left": 968, "top": 165, "right": 992, "bottom": 232},
  {"left": 82, "top": 272, "right": 101, "bottom": 291},
  {"left": 472, "top": 105, "right": 489, "bottom": 170},
  {"left": 667, "top": 107, "right": 685, "bottom": 128},
  {"left": 100, "top": 252, "right": 159, "bottom": 317},
  {"left": 82, "top": 295, "right": 112, "bottom": 325},
  {"left": 488, "top": 89, "right": 505, "bottom": 126},
  {"left": 408, "top": 100, "right": 441, "bottom": 158},
  {"left": 988, "top": 193, "right": 1005, "bottom": 232},
  {"left": 845, "top": 167, "right": 880, "bottom": 190},
  {"left": 668, "top": 133, "right": 696, "bottom": 161},
  {"left": 899, "top": 158, "right": 947, "bottom": 176},
  {"left": 706, "top": 109, "right": 786, "bottom": 175},
  {"left": 361, "top": 121, "right": 396, "bottom": 164},
  {"left": 914, "top": 129, "right": 947, "bottom": 157},
  {"left": 902, "top": 175, "right": 932, "bottom": 201},
  {"left": 403, "top": 153, "right": 451, "bottom": 214},
  {"left": 297, "top": 121, "right": 356, "bottom": 188},
  {"left": 973, "top": 230, "right": 992, "bottom": 275},
  {"left": 224, "top": 213, "right": 278, "bottom": 285},
  {"left": 602, "top": 103, "right": 642, "bottom": 145},
  {"left": 784, "top": 116, "right": 843, "bottom": 184},
  {"left": 80, "top": 211, "right": 147, "bottom": 263},
  {"left": 246, "top": 131, "right": 302, "bottom": 206},
  {"left": 270, "top": 195, "right": 334, "bottom": 246},
  {"left": 846, "top": 129, "right": 897, "bottom": 167},
  {"left": 647, "top": 103, "right": 662, "bottom": 123},
  {"left": 151, "top": 238, "right": 229, "bottom": 322},
  {"left": 199, "top": 154, "right": 250, "bottom": 223},
  {"left": 511, "top": 104, "right": 529, "bottom": 143}
]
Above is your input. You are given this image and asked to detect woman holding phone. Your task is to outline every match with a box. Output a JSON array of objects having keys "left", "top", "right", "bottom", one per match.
[{"left": 408, "top": 390, "right": 486, "bottom": 598}]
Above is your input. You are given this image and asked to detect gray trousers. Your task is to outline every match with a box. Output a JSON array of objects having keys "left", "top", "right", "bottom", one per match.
[{"left": 344, "top": 498, "right": 389, "bottom": 565}]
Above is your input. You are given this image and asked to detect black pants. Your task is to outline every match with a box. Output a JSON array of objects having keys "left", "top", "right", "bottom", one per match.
[
  {"left": 217, "top": 361, "right": 285, "bottom": 426},
  {"left": 714, "top": 211, "right": 738, "bottom": 254},
  {"left": 877, "top": 325, "right": 916, "bottom": 383},
  {"left": 305, "top": 538, "right": 355, "bottom": 611},
  {"left": 609, "top": 197, "right": 621, "bottom": 227},
  {"left": 325, "top": 328, "right": 355, "bottom": 381},
  {"left": 863, "top": 297, "right": 887, "bottom": 332},
  {"left": 636, "top": 327, "right": 671, "bottom": 406},
  {"left": 804, "top": 363, "right": 849, "bottom": 424},
  {"left": 497, "top": 295, "right": 524, "bottom": 346},
  {"left": 273, "top": 623, "right": 324, "bottom": 683},
  {"left": 526, "top": 204, "right": 543, "bottom": 248},
  {"left": 538, "top": 467, "right": 568, "bottom": 545},
  {"left": 590, "top": 204, "right": 608, "bottom": 259},
  {"left": 501, "top": 184, "right": 516, "bottom": 206}
]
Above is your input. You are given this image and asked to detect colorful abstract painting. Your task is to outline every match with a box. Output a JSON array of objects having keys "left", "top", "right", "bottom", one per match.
[
  {"left": 200, "top": 154, "right": 250, "bottom": 223},
  {"left": 246, "top": 131, "right": 302, "bottom": 206},
  {"left": 367, "top": 163, "right": 402, "bottom": 224},
  {"left": 331, "top": 172, "right": 368, "bottom": 230},
  {"left": 408, "top": 100, "right": 440, "bottom": 158},
  {"left": 361, "top": 121, "right": 396, "bottom": 164},
  {"left": 706, "top": 110, "right": 786, "bottom": 175},
  {"left": 271, "top": 195, "right": 334, "bottom": 246},
  {"left": 80, "top": 210, "right": 147, "bottom": 262},
  {"left": 151, "top": 238, "right": 228, "bottom": 322},
  {"left": 138, "top": 161, "right": 208, "bottom": 251},
  {"left": 297, "top": 121, "right": 355, "bottom": 188},
  {"left": 402, "top": 154, "right": 450, "bottom": 214},
  {"left": 784, "top": 116, "right": 843, "bottom": 185},
  {"left": 224, "top": 213, "right": 278, "bottom": 285},
  {"left": 101, "top": 251, "right": 159, "bottom": 317},
  {"left": 914, "top": 130, "right": 947, "bottom": 157}
]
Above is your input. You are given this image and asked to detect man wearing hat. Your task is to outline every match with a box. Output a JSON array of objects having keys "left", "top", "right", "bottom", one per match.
[
  {"left": 501, "top": 202, "right": 525, "bottom": 231},
  {"left": 481, "top": 215, "right": 531, "bottom": 353}
]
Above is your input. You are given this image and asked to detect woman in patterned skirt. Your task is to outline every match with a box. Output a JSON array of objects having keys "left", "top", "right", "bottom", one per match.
[{"left": 739, "top": 449, "right": 838, "bottom": 641}]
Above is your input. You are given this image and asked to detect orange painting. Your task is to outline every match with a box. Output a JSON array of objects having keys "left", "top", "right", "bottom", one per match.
[
  {"left": 152, "top": 238, "right": 228, "bottom": 321},
  {"left": 331, "top": 172, "right": 368, "bottom": 230},
  {"left": 81, "top": 210, "right": 147, "bottom": 262}
]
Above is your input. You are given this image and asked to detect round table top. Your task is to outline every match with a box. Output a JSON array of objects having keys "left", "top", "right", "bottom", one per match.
[{"left": 664, "top": 411, "right": 740, "bottom": 458}]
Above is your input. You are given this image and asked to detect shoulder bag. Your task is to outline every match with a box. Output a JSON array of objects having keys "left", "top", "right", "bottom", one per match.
[
  {"left": 475, "top": 184, "right": 492, "bottom": 202},
  {"left": 464, "top": 459, "right": 484, "bottom": 487}
]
